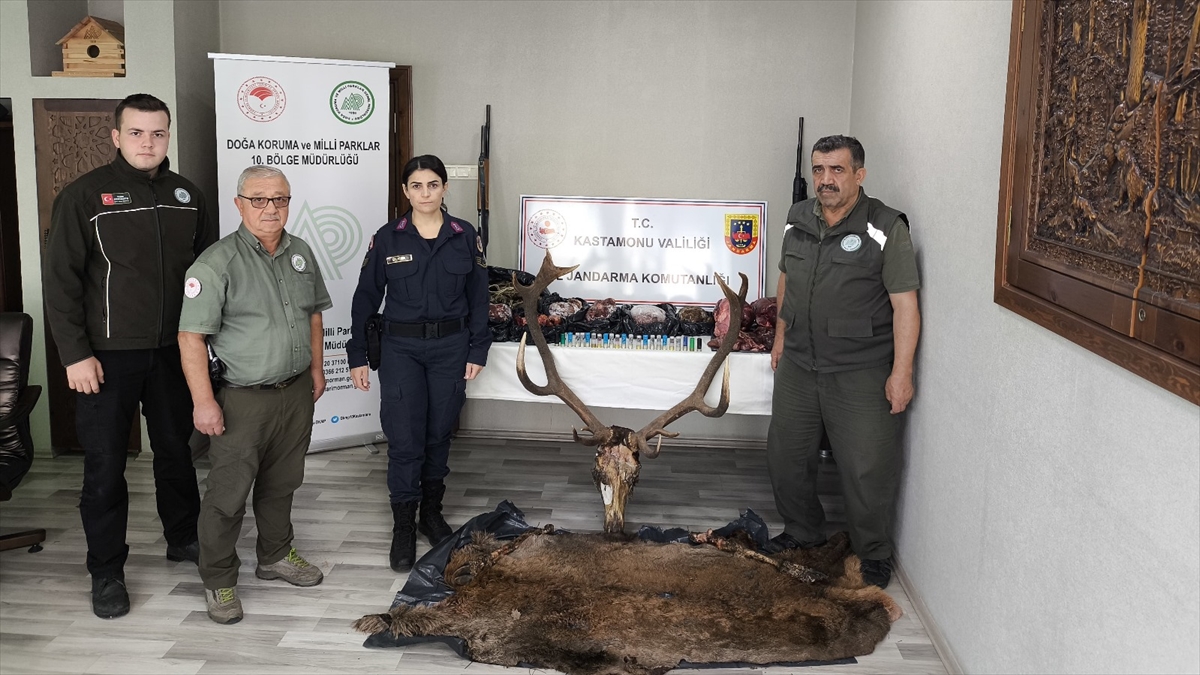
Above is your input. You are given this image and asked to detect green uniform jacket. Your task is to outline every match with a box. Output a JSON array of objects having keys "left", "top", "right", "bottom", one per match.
[
  {"left": 778, "top": 190, "right": 920, "bottom": 373},
  {"left": 178, "top": 226, "right": 333, "bottom": 386},
  {"left": 42, "top": 153, "right": 216, "bottom": 365}
]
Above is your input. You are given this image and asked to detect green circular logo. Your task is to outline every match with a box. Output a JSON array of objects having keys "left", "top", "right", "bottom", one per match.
[{"left": 330, "top": 81, "right": 374, "bottom": 125}]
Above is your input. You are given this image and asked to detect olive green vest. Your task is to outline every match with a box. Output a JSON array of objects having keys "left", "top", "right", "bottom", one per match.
[{"left": 779, "top": 194, "right": 908, "bottom": 373}]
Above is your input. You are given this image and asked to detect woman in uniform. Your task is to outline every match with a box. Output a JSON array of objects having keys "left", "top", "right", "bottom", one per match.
[{"left": 347, "top": 154, "right": 491, "bottom": 572}]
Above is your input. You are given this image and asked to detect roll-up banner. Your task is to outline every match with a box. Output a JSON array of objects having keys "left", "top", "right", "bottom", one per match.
[
  {"left": 210, "top": 53, "right": 393, "bottom": 452},
  {"left": 518, "top": 196, "right": 768, "bottom": 305}
]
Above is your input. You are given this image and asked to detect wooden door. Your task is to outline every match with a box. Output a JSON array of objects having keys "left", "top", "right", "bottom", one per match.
[
  {"left": 32, "top": 98, "right": 140, "bottom": 455},
  {"left": 388, "top": 66, "right": 414, "bottom": 220},
  {"left": 0, "top": 119, "right": 20, "bottom": 312}
]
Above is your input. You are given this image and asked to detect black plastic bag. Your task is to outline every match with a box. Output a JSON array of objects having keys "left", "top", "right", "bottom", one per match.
[{"left": 620, "top": 302, "right": 681, "bottom": 337}]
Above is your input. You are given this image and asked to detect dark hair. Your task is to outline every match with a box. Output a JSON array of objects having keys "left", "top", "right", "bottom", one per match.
[
  {"left": 401, "top": 154, "right": 449, "bottom": 185},
  {"left": 812, "top": 135, "right": 865, "bottom": 169},
  {"left": 115, "top": 93, "right": 172, "bottom": 130}
]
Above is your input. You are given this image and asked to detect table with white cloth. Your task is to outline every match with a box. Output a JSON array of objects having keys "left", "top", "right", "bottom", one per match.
[{"left": 466, "top": 342, "right": 773, "bottom": 415}]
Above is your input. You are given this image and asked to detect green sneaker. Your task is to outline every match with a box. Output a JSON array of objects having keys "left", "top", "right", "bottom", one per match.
[
  {"left": 255, "top": 547, "right": 324, "bottom": 587},
  {"left": 205, "top": 587, "right": 243, "bottom": 624}
]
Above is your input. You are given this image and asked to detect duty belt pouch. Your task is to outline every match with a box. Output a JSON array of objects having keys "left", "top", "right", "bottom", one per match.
[
  {"left": 206, "top": 339, "right": 226, "bottom": 386},
  {"left": 366, "top": 313, "right": 383, "bottom": 371}
]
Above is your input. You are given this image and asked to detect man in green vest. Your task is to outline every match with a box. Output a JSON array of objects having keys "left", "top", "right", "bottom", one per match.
[
  {"left": 177, "top": 165, "right": 332, "bottom": 624},
  {"left": 767, "top": 135, "right": 921, "bottom": 589}
]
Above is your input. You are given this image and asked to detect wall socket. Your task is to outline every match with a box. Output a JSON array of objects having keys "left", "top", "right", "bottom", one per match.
[{"left": 445, "top": 165, "right": 479, "bottom": 180}]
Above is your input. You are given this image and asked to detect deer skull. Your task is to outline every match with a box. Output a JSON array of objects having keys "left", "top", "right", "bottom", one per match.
[{"left": 514, "top": 251, "right": 748, "bottom": 534}]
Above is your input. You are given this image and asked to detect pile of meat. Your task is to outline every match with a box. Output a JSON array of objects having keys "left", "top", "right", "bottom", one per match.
[
  {"left": 709, "top": 296, "right": 777, "bottom": 352},
  {"left": 585, "top": 298, "right": 619, "bottom": 322}
]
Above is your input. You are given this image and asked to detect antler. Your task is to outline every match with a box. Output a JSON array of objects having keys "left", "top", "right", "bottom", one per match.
[
  {"left": 514, "top": 251, "right": 614, "bottom": 446},
  {"left": 633, "top": 273, "right": 748, "bottom": 458}
]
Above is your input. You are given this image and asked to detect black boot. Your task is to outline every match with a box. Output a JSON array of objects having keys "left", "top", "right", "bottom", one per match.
[
  {"left": 417, "top": 480, "right": 454, "bottom": 546},
  {"left": 91, "top": 576, "right": 130, "bottom": 619},
  {"left": 389, "top": 501, "right": 418, "bottom": 573}
]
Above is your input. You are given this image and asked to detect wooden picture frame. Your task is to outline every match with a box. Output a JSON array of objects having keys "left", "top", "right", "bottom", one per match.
[{"left": 995, "top": 0, "right": 1200, "bottom": 405}]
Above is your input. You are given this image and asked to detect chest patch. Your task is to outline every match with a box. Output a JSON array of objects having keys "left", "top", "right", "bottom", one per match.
[
  {"left": 840, "top": 234, "right": 862, "bottom": 252},
  {"left": 291, "top": 254, "right": 307, "bottom": 272},
  {"left": 174, "top": 188, "right": 192, "bottom": 204},
  {"left": 101, "top": 193, "right": 132, "bottom": 206},
  {"left": 387, "top": 254, "right": 413, "bottom": 265}
]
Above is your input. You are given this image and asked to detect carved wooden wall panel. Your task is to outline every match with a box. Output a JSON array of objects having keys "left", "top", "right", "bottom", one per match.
[
  {"left": 32, "top": 99, "right": 139, "bottom": 454},
  {"left": 997, "top": 0, "right": 1200, "bottom": 405}
]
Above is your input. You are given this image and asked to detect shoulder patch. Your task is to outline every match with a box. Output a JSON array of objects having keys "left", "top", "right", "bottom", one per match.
[
  {"left": 476, "top": 236, "right": 484, "bottom": 253},
  {"left": 475, "top": 254, "right": 487, "bottom": 268},
  {"left": 368, "top": 235, "right": 374, "bottom": 250},
  {"left": 184, "top": 277, "right": 202, "bottom": 299}
]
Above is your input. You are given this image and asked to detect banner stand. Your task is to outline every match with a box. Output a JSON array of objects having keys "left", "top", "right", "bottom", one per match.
[{"left": 210, "top": 53, "right": 394, "bottom": 453}]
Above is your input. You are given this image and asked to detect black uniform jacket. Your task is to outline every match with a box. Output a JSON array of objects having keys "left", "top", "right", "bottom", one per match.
[
  {"left": 347, "top": 211, "right": 491, "bottom": 369},
  {"left": 42, "top": 153, "right": 217, "bottom": 366}
]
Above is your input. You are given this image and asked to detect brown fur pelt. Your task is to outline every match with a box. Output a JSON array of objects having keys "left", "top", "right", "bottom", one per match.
[{"left": 354, "top": 530, "right": 898, "bottom": 675}]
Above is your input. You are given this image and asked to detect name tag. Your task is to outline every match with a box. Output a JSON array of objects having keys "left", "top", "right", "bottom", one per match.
[{"left": 386, "top": 254, "right": 413, "bottom": 264}]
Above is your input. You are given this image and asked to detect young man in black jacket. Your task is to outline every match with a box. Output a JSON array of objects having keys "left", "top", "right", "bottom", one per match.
[{"left": 43, "top": 93, "right": 217, "bottom": 619}]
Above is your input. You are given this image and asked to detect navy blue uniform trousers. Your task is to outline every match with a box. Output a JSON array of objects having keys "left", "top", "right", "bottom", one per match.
[
  {"left": 378, "top": 331, "right": 469, "bottom": 504},
  {"left": 77, "top": 346, "right": 200, "bottom": 579}
]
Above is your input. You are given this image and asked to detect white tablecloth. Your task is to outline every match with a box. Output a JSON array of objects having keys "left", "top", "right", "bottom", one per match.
[{"left": 466, "top": 342, "right": 773, "bottom": 416}]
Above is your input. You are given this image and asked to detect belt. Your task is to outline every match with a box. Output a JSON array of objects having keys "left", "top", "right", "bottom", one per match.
[
  {"left": 386, "top": 317, "right": 467, "bottom": 339},
  {"left": 223, "top": 374, "right": 301, "bottom": 390}
]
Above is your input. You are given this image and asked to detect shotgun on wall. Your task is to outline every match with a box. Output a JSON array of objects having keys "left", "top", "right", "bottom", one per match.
[
  {"left": 478, "top": 105, "right": 491, "bottom": 253},
  {"left": 792, "top": 116, "right": 808, "bottom": 205}
]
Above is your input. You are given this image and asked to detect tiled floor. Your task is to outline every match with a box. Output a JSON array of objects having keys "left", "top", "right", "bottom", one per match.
[{"left": 0, "top": 437, "right": 947, "bottom": 674}]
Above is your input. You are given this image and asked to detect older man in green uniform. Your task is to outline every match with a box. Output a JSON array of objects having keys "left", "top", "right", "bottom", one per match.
[
  {"left": 768, "top": 135, "right": 921, "bottom": 590},
  {"left": 177, "top": 165, "right": 332, "bottom": 624}
]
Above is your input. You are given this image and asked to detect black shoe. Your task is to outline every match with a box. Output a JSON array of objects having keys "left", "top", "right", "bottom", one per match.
[
  {"left": 417, "top": 481, "right": 454, "bottom": 546},
  {"left": 166, "top": 540, "right": 200, "bottom": 564},
  {"left": 91, "top": 577, "right": 130, "bottom": 619},
  {"left": 860, "top": 557, "right": 894, "bottom": 588},
  {"left": 389, "top": 501, "right": 419, "bottom": 573},
  {"left": 765, "top": 532, "right": 826, "bottom": 554}
]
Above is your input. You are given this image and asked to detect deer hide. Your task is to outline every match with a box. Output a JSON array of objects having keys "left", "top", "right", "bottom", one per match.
[{"left": 355, "top": 530, "right": 897, "bottom": 675}]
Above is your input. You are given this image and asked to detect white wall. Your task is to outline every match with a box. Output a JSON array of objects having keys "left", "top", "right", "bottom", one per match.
[
  {"left": 218, "top": 0, "right": 856, "bottom": 272},
  {"left": 219, "top": 0, "right": 856, "bottom": 442},
  {"left": 172, "top": 0, "right": 220, "bottom": 203},
  {"left": 850, "top": 2, "right": 1200, "bottom": 672}
]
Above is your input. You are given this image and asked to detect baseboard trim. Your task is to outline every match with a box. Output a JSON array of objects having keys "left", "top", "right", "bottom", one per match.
[{"left": 894, "top": 555, "right": 964, "bottom": 675}]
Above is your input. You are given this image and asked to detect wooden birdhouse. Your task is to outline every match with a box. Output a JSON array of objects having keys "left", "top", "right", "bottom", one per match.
[{"left": 53, "top": 16, "right": 125, "bottom": 78}]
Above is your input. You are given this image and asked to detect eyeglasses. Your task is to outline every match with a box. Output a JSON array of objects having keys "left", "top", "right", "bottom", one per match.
[{"left": 237, "top": 195, "right": 291, "bottom": 209}]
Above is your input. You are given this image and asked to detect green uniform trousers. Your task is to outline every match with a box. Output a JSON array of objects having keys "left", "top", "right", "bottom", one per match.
[
  {"left": 198, "top": 370, "right": 314, "bottom": 589},
  {"left": 767, "top": 357, "right": 900, "bottom": 560}
]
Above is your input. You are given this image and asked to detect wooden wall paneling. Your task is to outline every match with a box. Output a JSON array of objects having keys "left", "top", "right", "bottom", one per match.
[{"left": 995, "top": 0, "right": 1200, "bottom": 405}]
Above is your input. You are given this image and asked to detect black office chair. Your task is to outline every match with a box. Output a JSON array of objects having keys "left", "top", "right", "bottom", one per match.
[{"left": 0, "top": 312, "right": 45, "bottom": 553}]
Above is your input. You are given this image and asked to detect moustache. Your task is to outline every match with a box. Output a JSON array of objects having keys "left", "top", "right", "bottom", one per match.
[{"left": 818, "top": 185, "right": 839, "bottom": 193}]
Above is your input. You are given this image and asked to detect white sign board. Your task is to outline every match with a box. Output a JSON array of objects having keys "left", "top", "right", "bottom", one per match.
[
  {"left": 211, "top": 53, "right": 392, "bottom": 452},
  {"left": 518, "top": 196, "right": 767, "bottom": 305}
]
